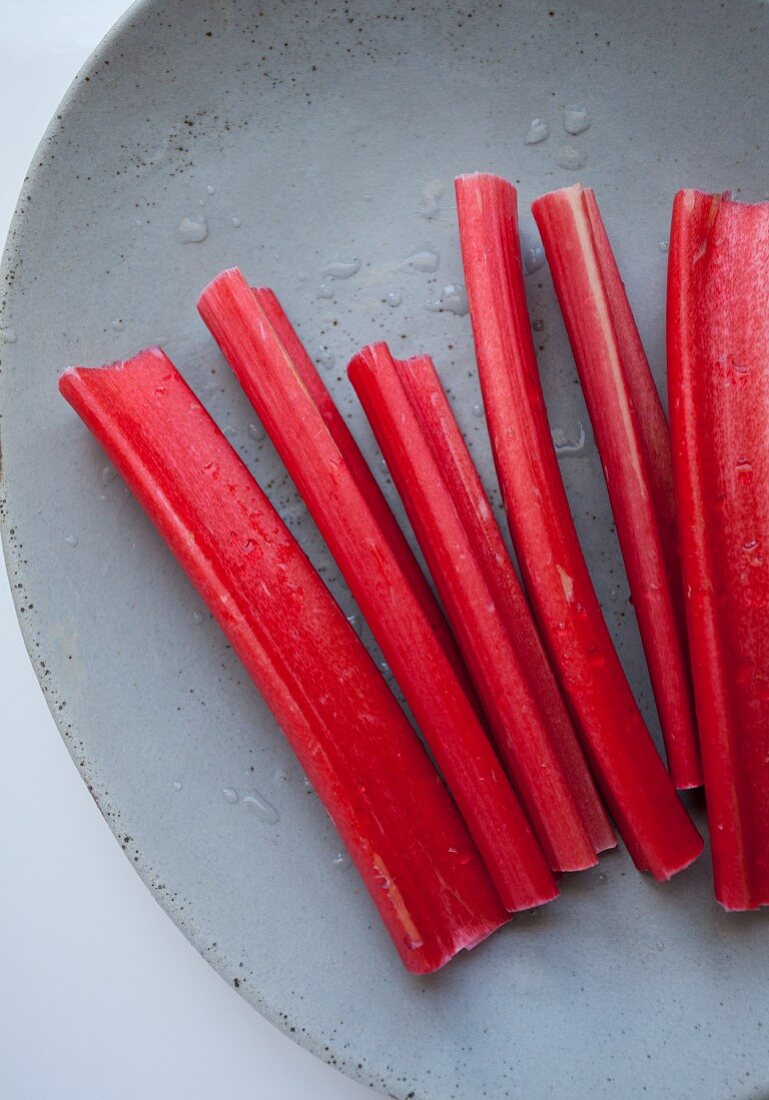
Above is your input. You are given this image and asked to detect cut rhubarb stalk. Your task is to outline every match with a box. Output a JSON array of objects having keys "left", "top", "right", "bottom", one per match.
[
  {"left": 250, "top": 287, "right": 478, "bottom": 708},
  {"left": 533, "top": 184, "right": 701, "bottom": 789},
  {"left": 199, "top": 270, "right": 558, "bottom": 911},
  {"left": 455, "top": 172, "right": 703, "bottom": 880},
  {"left": 668, "top": 188, "right": 769, "bottom": 909},
  {"left": 59, "top": 347, "right": 510, "bottom": 971},
  {"left": 349, "top": 341, "right": 614, "bottom": 871}
]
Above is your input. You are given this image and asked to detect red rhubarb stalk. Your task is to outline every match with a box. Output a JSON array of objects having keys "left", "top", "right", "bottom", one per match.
[
  {"left": 455, "top": 172, "right": 703, "bottom": 880},
  {"left": 198, "top": 269, "right": 558, "bottom": 911},
  {"left": 251, "top": 287, "right": 477, "bottom": 705},
  {"left": 533, "top": 184, "right": 701, "bottom": 789},
  {"left": 668, "top": 188, "right": 769, "bottom": 909},
  {"left": 58, "top": 348, "right": 510, "bottom": 971},
  {"left": 349, "top": 341, "right": 615, "bottom": 871}
]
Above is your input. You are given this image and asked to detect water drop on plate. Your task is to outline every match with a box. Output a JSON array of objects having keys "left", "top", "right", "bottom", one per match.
[
  {"left": 206, "top": 183, "right": 216, "bottom": 195},
  {"left": 243, "top": 788, "right": 280, "bottom": 824},
  {"left": 1, "top": 327, "right": 17, "bottom": 345},
  {"left": 557, "top": 146, "right": 587, "bottom": 170},
  {"left": 523, "top": 245, "right": 546, "bottom": 276},
  {"left": 402, "top": 246, "right": 440, "bottom": 273},
  {"left": 111, "top": 319, "right": 124, "bottom": 332},
  {"left": 472, "top": 403, "right": 484, "bottom": 418},
  {"left": 424, "top": 283, "right": 469, "bottom": 316},
  {"left": 332, "top": 851, "right": 351, "bottom": 870},
  {"left": 563, "top": 104, "right": 591, "bottom": 135},
  {"left": 172, "top": 780, "right": 183, "bottom": 792},
  {"left": 65, "top": 534, "right": 79, "bottom": 548},
  {"left": 525, "top": 118, "right": 550, "bottom": 144},
  {"left": 385, "top": 290, "right": 402, "bottom": 308},
  {"left": 316, "top": 347, "right": 335, "bottom": 370},
  {"left": 552, "top": 421, "right": 587, "bottom": 456},
  {"left": 320, "top": 258, "right": 361, "bottom": 280},
  {"left": 178, "top": 216, "right": 208, "bottom": 243},
  {"left": 317, "top": 283, "right": 334, "bottom": 300},
  {"left": 231, "top": 216, "right": 241, "bottom": 228},
  {"left": 102, "top": 465, "right": 117, "bottom": 486},
  {"left": 222, "top": 787, "right": 239, "bottom": 804},
  {"left": 248, "top": 421, "right": 266, "bottom": 441},
  {"left": 193, "top": 610, "right": 204, "bottom": 624},
  {"left": 659, "top": 240, "right": 669, "bottom": 253},
  {"left": 418, "top": 178, "right": 444, "bottom": 219}
]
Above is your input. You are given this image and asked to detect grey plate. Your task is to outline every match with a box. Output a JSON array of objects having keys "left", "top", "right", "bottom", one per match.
[{"left": 2, "top": 1, "right": 768, "bottom": 1097}]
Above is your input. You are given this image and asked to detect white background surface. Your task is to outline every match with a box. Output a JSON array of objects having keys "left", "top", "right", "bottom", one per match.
[{"left": 0, "top": 3, "right": 371, "bottom": 1097}]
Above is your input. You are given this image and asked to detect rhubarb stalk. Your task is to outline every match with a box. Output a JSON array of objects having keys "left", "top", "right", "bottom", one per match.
[
  {"left": 59, "top": 347, "right": 510, "bottom": 970},
  {"left": 250, "top": 287, "right": 478, "bottom": 706},
  {"left": 533, "top": 184, "right": 701, "bottom": 789},
  {"left": 198, "top": 270, "right": 558, "bottom": 911},
  {"left": 455, "top": 172, "right": 703, "bottom": 879},
  {"left": 668, "top": 188, "right": 769, "bottom": 909},
  {"left": 349, "top": 341, "right": 615, "bottom": 871}
]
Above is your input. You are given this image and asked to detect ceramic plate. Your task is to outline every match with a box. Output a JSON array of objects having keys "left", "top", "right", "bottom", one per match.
[{"left": 2, "top": 1, "right": 768, "bottom": 1096}]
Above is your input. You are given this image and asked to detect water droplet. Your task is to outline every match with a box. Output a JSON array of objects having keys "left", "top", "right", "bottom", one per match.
[
  {"left": 332, "top": 851, "right": 351, "bottom": 870},
  {"left": 346, "top": 612, "right": 363, "bottom": 637},
  {"left": 316, "top": 347, "right": 335, "bottom": 370},
  {"left": 379, "top": 659, "right": 393, "bottom": 681},
  {"left": 111, "top": 319, "right": 125, "bottom": 332},
  {"left": 65, "top": 534, "right": 79, "bottom": 547},
  {"left": 418, "top": 178, "right": 444, "bottom": 220},
  {"left": 597, "top": 871, "right": 608, "bottom": 884},
  {"left": 424, "top": 283, "right": 469, "bottom": 316},
  {"left": 659, "top": 240, "right": 669, "bottom": 253},
  {"left": 563, "top": 104, "right": 591, "bottom": 135},
  {"left": 525, "top": 118, "right": 550, "bottom": 144},
  {"left": 656, "top": 939, "right": 665, "bottom": 952},
  {"left": 231, "top": 216, "right": 241, "bottom": 228},
  {"left": 532, "top": 318, "right": 545, "bottom": 332},
  {"left": 222, "top": 787, "right": 239, "bottom": 804},
  {"left": 134, "top": 216, "right": 143, "bottom": 227},
  {"left": 193, "top": 610, "right": 204, "bottom": 624},
  {"left": 297, "top": 271, "right": 307, "bottom": 282},
  {"left": 405, "top": 934, "right": 425, "bottom": 950},
  {"left": 523, "top": 245, "right": 546, "bottom": 275},
  {"left": 320, "top": 258, "right": 361, "bottom": 280},
  {"left": 734, "top": 362, "right": 749, "bottom": 376},
  {"left": 178, "top": 216, "right": 208, "bottom": 243},
  {"left": 242, "top": 538, "right": 257, "bottom": 554},
  {"left": 248, "top": 421, "right": 266, "bottom": 442},
  {"left": 743, "top": 539, "right": 759, "bottom": 551},
  {"left": 472, "top": 403, "right": 484, "bottom": 418},
  {"left": 557, "top": 146, "right": 587, "bottom": 170},
  {"left": 552, "top": 421, "right": 587, "bottom": 456},
  {"left": 402, "top": 246, "right": 440, "bottom": 273},
  {"left": 102, "top": 465, "right": 117, "bottom": 486},
  {"left": 610, "top": 587, "right": 619, "bottom": 602},
  {"left": 1, "top": 327, "right": 17, "bottom": 344},
  {"left": 303, "top": 776, "right": 314, "bottom": 794},
  {"left": 317, "top": 283, "right": 334, "bottom": 300},
  {"left": 385, "top": 290, "right": 402, "bottom": 308},
  {"left": 206, "top": 184, "right": 216, "bottom": 195},
  {"left": 243, "top": 788, "right": 280, "bottom": 824},
  {"left": 172, "top": 780, "right": 183, "bottom": 792}
]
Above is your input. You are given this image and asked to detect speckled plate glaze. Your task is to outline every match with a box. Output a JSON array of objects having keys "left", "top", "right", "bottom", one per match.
[{"left": 2, "top": 1, "right": 769, "bottom": 1096}]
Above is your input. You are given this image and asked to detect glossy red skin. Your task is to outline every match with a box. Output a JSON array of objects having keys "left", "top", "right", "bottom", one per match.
[
  {"left": 251, "top": 287, "right": 479, "bottom": 710},
  {"left": 455, "top": 172, "right": 703, "bottom": 881},
  {"left": 533, "top": 184, "right": 701, "bottom": 789},
  {"left": 349, "top": 341, "right": 614, "bottom": 871},
  {"left": 668, "top": 188, "right": 769, "bottom": 909},
  {"left": 58, "top": 348, "right": 510, "bottom": 972},
  {"left": 198, "top": 270, "right": 558, "bottom": 911}
]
